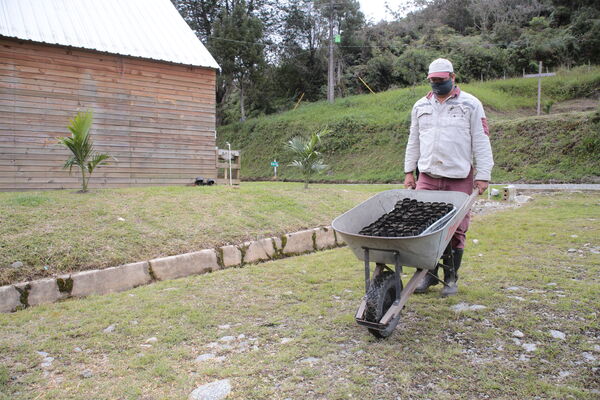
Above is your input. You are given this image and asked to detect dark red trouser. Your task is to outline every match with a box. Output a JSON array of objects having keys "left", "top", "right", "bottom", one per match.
[{"left": 415, "top": 169, "right": 474, "bottom": 249}]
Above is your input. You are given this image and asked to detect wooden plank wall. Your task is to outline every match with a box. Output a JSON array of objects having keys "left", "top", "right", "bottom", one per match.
[{"left": 0, "top": 38, "right": 218, "bottom": 191}]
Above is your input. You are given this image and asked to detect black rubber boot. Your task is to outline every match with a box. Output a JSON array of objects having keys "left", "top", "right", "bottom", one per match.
[
  {"left": 441, "top": 248, "right": 463, "bottom": 297},
  {"left": 414, "top": 265, "right": 440, "bottom": 294}
]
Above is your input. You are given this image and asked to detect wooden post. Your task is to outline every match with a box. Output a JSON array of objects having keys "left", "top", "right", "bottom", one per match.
[{"left": 537, "top": 61, "right": 542, "bottom": 116}]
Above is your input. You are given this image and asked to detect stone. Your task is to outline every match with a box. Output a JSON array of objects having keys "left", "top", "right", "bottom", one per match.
[
  {"left": 0, "top": 285, "right": 22, "bottom": 313},
  {"left": 515, "top": 195, "right": 532, "bottom": 203},
  {"left": 195, "top": 353, "right": 217, "bottom": 362},
  {"left": 546, "top": 282, "right": 557, "bottom": 286},
  {"left": 41, "top": 357, "right": 54, "bottom": 369},
  {"left": 219, "top": 336, "right": 235, "bottom": 343},
  {"left": 280, "top": 338, "right": 292, "bottom": 344},
  {"left": 472, "top": 239, "right": 479, "bottom": 244},
  {"left": 299, "top": 357, "right": 320, "bottom": 364},
  {"left": 334, "top": 231, "right": 346, "bottom": 245},
  {"left": 37, "top": 351, "right": 49, "bottom": 357},
  {"left": 103, "top": 324, "right": 116, "bottom": 333},
  {"left": 74, "top": 347, "right": 82, "bottom": 353},
  {"left": 150, "top": 250, "right": 217, "bottom": 281},
  {"left": 23, "top": 279, "right": 66, "bottom": 306},
  {"left": 11, "top": 261, "right": 23, "bottom": 268},
  {"left": 582, "top": 352, "right": 596, "bottom": 362},
  {"left": 549, "top": 330, "right": 566, "bottom": 340},
  {"left": 81, "top": 369, "right": 93, "bottom": 378},
  {"left": 558, "top": 371, "right": 571, "bottom": 378},
  {"left": 567, "top": 248, "right": 577, "bottom": 253},
  {"left": 283, "top": 229, "right": 316, "bottom": 255},
  {"left": 522, "top": 343, "right": 537, "bottom": 352},
  {"left": 507, "top": 296, "right": 526, "bottom": 302},
  {"left": 145, "top": 337, "right": 158, "bottom": 344},
  {"left": 71, "top": 262, "right": 152, "bottom": 297},
  {"left": 218, "top": 324, "right": 231, "bottom": 330},
  {"left": 219, "top": 245, "right": 241, "bottom": 268},
  {"left": 512, "top": 330, "right": 525, "bottom": 338},
  {"left": 189, "top": 379, "right": 231, "bottom": 400},
  {"left": 243, "top": 238, "right": 277, "bottom": 263},
  {"left": 505, "top": 286, "right": 521, "bottom": 291},
  {"left": 450, "top": 303, "right": 487, "bottom": 312},
  {"left": 314, "top": 226, "right": 336, "bottom": 249}
]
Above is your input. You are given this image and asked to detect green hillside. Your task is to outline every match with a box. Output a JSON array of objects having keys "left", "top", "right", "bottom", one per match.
[{"left": 217, "top": 66, "right": 600, "bottom": 183}]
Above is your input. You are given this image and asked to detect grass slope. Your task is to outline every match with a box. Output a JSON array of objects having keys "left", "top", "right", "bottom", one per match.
[
  {"left": 1, "top": 192, "right": 598, "bottom": 399},
  {"left": 218, "top": 66, "right": 600, "bottom": 183},
  {"left": 0, "top": 183, "right": 392, "bottom": 285}
]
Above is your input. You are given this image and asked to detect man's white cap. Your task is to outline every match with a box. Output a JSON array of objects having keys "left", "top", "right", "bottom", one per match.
[{"left": 428, "top": 58, "right": 453, "bottom": 79}]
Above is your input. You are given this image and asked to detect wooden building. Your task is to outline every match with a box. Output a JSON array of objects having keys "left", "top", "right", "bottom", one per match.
[{"left": 0, "top": 0, "right": 220, "bottom": 191}]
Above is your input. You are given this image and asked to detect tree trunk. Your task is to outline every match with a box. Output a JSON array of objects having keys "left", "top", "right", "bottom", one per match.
[
  {"left": 239, "top": 79, "right": 246, "bottom": 122},
  {"left": 80, "top": 166, "right": 87, "bottom": 192}
]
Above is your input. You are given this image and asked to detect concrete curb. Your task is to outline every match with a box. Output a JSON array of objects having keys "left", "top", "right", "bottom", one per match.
[{"left": 0, "top": 225, "right": 344, "bottom": 313}]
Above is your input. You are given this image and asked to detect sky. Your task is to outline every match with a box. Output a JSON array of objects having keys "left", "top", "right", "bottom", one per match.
[{"left": 358, "top": 0, "right": 413, "bottom": 23}]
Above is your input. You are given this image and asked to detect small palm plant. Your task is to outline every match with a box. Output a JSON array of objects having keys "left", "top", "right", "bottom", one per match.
[
  {"left": 57, "top": 110, "right": 112, "bottom": 193},
  {"left": 287, "top": 128, "right": 329, "bottom": 189}
]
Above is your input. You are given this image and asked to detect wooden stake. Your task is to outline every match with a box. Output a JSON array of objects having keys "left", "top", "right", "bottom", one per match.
[
  {"left": 293, "top": 92, "right": 305, "bottom": 110},
  {"left": 358, "top": 76, "right": 376, "bottom": 94}
]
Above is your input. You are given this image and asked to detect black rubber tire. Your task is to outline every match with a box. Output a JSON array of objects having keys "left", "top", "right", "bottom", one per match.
[{"left": 364, "top": 270, "right": 403, "bottom": 339}]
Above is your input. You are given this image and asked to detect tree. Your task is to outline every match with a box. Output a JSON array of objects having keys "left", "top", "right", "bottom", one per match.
[
  {"left": 287, "top": 128, "right": 329, "bottom": 189},
  {"left": 210, "top": 1, "right": 266, "bottom": 122},
  {"left": 57, "top": 110, "right": 112, "bottom": 193}
]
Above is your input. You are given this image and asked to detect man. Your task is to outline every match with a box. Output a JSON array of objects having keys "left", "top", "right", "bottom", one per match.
[{"left": 404, "top": 58, "right": 493, "bottom": 297}]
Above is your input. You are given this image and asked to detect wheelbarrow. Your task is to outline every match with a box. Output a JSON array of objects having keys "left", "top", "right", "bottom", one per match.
[{"left": 331, "top": 189, "right": 478, "bottom": 338}]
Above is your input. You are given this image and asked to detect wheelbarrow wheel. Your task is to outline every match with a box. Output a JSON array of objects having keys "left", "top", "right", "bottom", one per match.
[{"left": 365, "top": 270, "right": 403, "bottom": 339}]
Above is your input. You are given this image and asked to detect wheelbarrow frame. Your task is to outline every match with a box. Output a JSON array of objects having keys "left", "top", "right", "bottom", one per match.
[{"left": 332, "top": 189, "right": 479, "bottom": 336}]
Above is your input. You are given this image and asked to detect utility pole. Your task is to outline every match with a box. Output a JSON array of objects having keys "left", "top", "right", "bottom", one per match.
[{"left": 327, "top": 0, "right": 335, "bottom": 104}]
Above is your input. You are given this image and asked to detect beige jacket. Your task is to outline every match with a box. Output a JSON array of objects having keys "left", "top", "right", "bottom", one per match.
[{"left": 404, "top": 88, "right": 494, "bottom": 181}]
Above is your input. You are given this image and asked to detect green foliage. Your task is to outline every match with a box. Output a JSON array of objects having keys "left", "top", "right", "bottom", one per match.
[
  {"left": 219, "top": 67, "right": 600, "bottom": 183},
  {"left": 286, "top": 128, "right": 329, "bottom": 188},
  {"left": 56, "top": 110, "right": 112, "bottom": 192},
  {"left": 543, "top": 100, "right": 554, "bottom": 114},
  {"left": 173, "top": 0, "right": 600, "bottom": 124}
]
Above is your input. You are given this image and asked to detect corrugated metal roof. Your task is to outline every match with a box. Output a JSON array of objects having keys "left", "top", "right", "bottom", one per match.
[{"left": 0, "top": 0, "right": 220, "bottom": 69}]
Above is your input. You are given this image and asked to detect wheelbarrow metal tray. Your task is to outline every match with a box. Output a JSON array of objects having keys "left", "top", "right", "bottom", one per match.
[{"left": 332, "top": 189, "right": 475, "bottom": 270}]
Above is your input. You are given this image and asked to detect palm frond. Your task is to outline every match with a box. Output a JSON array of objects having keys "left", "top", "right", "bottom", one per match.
[
  {"left": 62, "top": 157, "right": 78, "bottom": 173},
  {"left": 87, "top": 153, "right": 112, "bottom": 173}
]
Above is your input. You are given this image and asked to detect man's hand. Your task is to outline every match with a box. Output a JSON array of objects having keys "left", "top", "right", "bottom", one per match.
[
  {"left": 474, "top": 180, "right": 488, "bottom": 195},
  {"left": 404, "top": 173, "right": 416, "bottom": 189}
]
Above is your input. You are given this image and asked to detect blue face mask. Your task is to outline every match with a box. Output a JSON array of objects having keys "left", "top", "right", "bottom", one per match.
[{"left": 430, "top": 79, "right": 453, "bottom": 95}]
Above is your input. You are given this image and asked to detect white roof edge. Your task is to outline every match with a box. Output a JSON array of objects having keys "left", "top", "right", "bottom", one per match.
[{"left": 0, "top": 0, "right": 220, "bottom": 70}]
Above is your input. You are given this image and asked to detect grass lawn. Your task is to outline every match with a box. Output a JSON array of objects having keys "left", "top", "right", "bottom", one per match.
[
  {"left": 0, "top": 182, "right": 395, "bottom": 285},
  {"left": 0, "top": 192, "right": 598, "bottom": 399}
]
